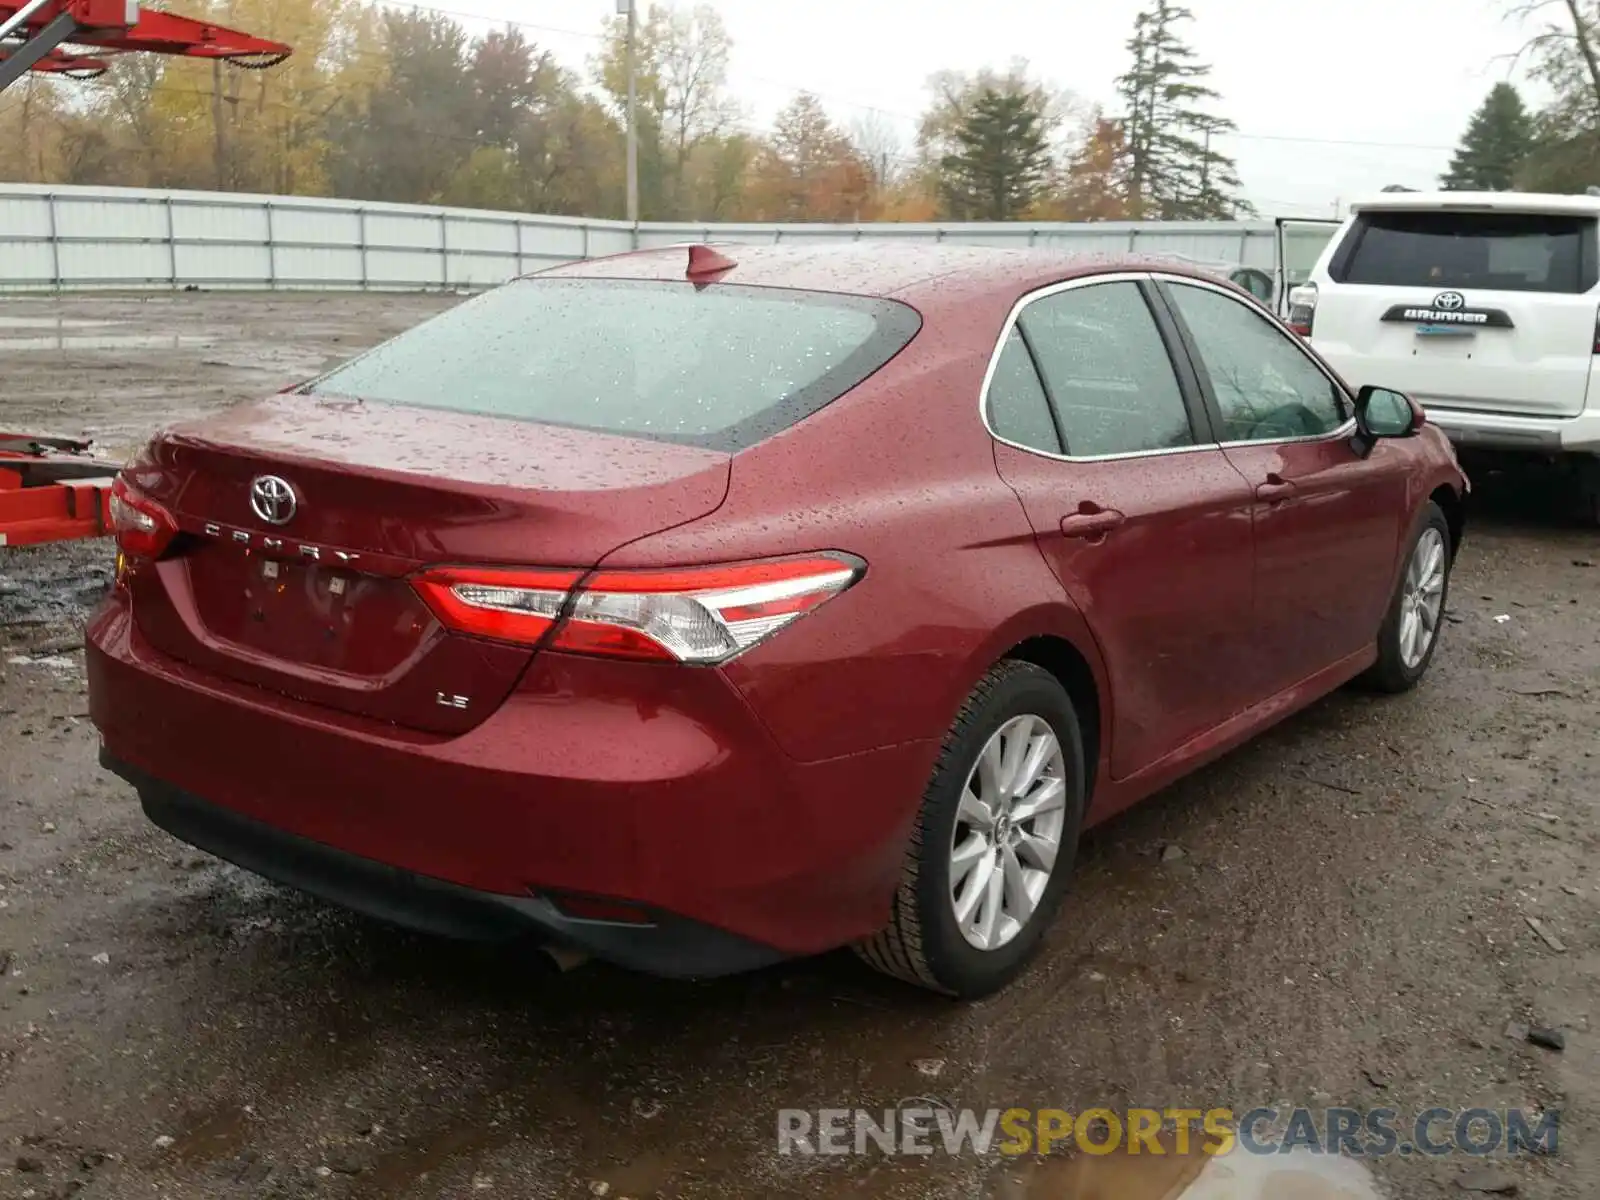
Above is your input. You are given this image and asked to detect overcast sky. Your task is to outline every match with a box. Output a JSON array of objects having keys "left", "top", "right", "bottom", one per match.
[{"left": 432, "top": 0, "right": 1543, "bottom": 218}]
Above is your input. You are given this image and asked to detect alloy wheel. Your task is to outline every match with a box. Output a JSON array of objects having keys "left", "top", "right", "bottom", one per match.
[
  {"left": 1399, "top": 526, "right": 1446, "bottom": 669},
  {"left": 948, "top": 714, "right": 1068, "bottom": 951}
]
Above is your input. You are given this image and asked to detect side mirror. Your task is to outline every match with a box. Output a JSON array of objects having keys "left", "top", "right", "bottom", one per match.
[
  {"left": 1228, "top": 266, "right": 1274, "bottom": 304},
  {"left": 1351, "top": 385, "right": 1423, "bottom": 457}
]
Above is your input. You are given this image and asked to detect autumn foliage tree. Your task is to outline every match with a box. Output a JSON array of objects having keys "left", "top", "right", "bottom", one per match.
[
  {"left": 745, "top": 92, "right": 873, "bottom": 220},
  {"left": 1055, "top": 112, "right": 1133, "bottom": 220}
]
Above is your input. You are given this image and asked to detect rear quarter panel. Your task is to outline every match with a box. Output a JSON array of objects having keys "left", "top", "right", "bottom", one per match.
[{"left": 592, "top": 296, "right": 1111, "bottom": 766}]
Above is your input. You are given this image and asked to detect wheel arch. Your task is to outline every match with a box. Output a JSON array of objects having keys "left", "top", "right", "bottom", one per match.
[
  {"left": 1429, "top": 481, "right": 1465, "bottom": 560},
  {"left": 1004, "top": 635, "right": 1103, "bottom": 804},
  {"left": 952, "top": 604, "right": 1111, "bottom": 804}
]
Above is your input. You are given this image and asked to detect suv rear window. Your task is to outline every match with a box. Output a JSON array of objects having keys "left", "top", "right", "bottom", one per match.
[
  {"left": 306, "top": 278, "right": 922, "bottom": 452},
  {"left": 1330, "top": 210, "right": 1598, "bottom": 294}
]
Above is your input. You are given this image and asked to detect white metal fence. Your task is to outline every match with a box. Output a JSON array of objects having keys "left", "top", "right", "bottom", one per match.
[{"left": 0, "top": 182, "right": 1341, "bottom": 296}]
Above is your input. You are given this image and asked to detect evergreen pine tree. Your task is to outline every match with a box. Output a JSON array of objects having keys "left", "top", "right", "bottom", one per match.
[
  {"left": 1441, "top": 83, "right": 1534, "bottom": 191},
  {"left": 1114, "top": 0, "right": 1245, "bottom": 219},
  {"left": 938, "top": 87, "right": 1052, "bottom": 220}
]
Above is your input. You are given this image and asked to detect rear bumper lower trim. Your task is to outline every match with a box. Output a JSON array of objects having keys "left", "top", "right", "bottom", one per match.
[
  {"left": 106, "top": 752, "right": 789, "bottom": 980},
  {"left": 1421, "top": 406, "right": 1600, "bottom": 455}
]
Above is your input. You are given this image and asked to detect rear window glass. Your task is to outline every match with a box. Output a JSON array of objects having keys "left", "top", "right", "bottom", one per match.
[
  {"left": 306, "top": 278, "right": 922, "bottom": 452},
  {"left": 1332, "top": 210, "right": 1598, "bottom": 294}
]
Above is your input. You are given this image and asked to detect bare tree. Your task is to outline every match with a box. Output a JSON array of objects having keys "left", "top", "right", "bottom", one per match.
[
  {"left": 849, "top": 109, "right": 905, "bottom": 189},
  {"left": 593, "top": 3, "right": 741, "bottom": 215},
  {"left": 1504, "top": 0, "right": 1600, "bottom": 116},
  {"left": 658, "top": 5, "right": 740, "bottom": 172}
]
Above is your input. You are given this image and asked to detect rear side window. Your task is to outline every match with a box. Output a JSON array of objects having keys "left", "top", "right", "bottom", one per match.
[
  {"left": 986, "top": 328, "right": 1062, "bottom": 453},
  {"left": 1331, "top": 210, "right": 1598, "bottom": 294},
  {"left": 1017, "top": 281, "right": 1196, "bottom": 457},
  {"left": 306, "top": 278, "right": 922, "bottom": 452}
]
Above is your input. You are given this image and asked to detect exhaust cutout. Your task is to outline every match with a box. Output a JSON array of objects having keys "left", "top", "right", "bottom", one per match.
[{"left": 541, "top": 945, "right": 591, "bottom": 973}]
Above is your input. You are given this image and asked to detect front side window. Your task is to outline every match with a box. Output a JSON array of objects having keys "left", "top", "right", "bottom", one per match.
[
  {"left": 1165, "top": 282, "right": 1347, "bottom": 444},
  {"left": 1016, "top": 281, "right": 1196, "bottom": 457},
  {"left": 306, "top": 277, "right": 922, "bottom": 452}
]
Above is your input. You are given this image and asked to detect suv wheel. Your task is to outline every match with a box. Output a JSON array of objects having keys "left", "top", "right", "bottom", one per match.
[
  {"left": 855, "top": 661, "right": 1085, "bottom": 998},
  {"left": 1360, "top": 501, "right": 1453, "bottom": 693},
  {"left": 1577, "top": 456, "right": 1600, "bottom": 528}
]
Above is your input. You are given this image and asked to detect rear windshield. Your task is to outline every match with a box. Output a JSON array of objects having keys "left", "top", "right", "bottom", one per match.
[
  {"left": 305, "top": 277, "right": 921, "bottom": 452},
  {"left": 1330, "top": 210, "right": 1598, "bottom": 294}
]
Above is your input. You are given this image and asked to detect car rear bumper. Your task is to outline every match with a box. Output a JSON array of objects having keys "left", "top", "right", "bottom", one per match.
[
  {"left": 87, "top": 595, "right": 933, "bottom": 974},
  {"left": 110, "top": 753, "right": 783, "bottom": 977},
  {"left": 1421, "top": 405, "right": 1600, "bottom": 455}
]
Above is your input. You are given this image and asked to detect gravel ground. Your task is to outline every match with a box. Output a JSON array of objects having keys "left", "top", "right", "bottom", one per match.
[{"left": 0, "top": 293, "right": 1597, "bottom": 1200}]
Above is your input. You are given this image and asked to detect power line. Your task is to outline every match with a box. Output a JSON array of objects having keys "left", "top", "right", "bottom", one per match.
[{"left": 1219, "top": 130, "right": 1453, "bottom": 153}]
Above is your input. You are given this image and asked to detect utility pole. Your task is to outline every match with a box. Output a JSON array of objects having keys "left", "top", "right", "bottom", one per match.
[
  {"left": 620, "top": 0, "right": 638, "bottom": 227},
  {"left": 212, "top": 58, "right": 225, "bottom": 189}
]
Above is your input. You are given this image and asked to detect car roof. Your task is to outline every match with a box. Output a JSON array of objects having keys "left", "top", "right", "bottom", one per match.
[
  {"left": 528, "top": 242, "right": 1242, "bottom": 308},
  {"left": 1349, "top": 190, "right": 1600, "bottom": 217}
]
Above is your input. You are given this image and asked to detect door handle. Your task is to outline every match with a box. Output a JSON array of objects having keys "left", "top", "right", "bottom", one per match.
[
  {"left": 1255, "top": 474, "right": 1297, "bottom": 503},
  {"left": 1060, "top": 506, "right": 1125, "bottom": 539}
]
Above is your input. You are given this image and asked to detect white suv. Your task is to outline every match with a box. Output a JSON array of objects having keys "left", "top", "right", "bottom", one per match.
[{"left": 1291, "top": 191, "right": 1600, "bottom": 524}]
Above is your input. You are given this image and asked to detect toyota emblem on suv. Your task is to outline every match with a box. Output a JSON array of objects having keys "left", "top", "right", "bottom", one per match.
[
  {"left": 1433, "top": 290, "right": 1466, "bottom": 311},
  {"left": 249, "top": 475, "right": 297, "bottom": 525}
]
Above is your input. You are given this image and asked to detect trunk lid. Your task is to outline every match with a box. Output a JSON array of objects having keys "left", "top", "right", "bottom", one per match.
[
  {"left": 1310, "top": 205, "right": 1600, "bottom": 419},
  {"left": 129, "top": 393, "right": 731, "bottom": 734}
]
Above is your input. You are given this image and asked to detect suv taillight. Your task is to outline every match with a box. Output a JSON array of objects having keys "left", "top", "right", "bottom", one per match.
[
  {"left": 1286, "top": 282, "right": 1317, "bottom": 337},
  {"left": 413, "top": 553, "right": 864, "bottom": 664}
]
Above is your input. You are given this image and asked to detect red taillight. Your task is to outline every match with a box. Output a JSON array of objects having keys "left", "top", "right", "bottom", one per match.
[
  {"left": 412, "top": 566, "right": 581, "bottom": 646},
  {"left": 1286, "top": 282, "right": 1317, "bottom": 338},
  {"left": 412, "top": 553, "right": 863, "bottom": 664},
  {"left": 109, "top": 475, "right": 177, "bottom": 561}
]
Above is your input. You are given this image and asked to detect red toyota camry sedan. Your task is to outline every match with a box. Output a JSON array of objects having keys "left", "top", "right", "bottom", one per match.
[{"left": 87, "top": 244, "right": 1467, "bottom": 998}]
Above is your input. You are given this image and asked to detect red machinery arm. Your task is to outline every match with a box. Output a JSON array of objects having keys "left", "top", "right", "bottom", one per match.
[
  {"left": 0, "top": 44, "right": 105, "bottom": 75},
  {"left": 0, "top": 0, "right": 289, "bottom": 90},
  {"left": 58, "top": 4, "right": 291, "bottom": 58}
]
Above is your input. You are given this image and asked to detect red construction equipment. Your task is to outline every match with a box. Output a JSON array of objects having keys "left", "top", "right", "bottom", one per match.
[
  {"left": 0, "top": 0, "right": 289, "bottom": 88},
  {"left": 0, "top": 435, "right": 119, "bottom": 548},
  {"left": 0, "top": 1, "right": 289, "bottom": 548},
  {"left": 0, "top": 45, "right": 106, "bottom": 76}
]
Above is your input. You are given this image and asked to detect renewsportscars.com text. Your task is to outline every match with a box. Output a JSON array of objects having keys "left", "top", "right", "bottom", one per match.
[{"left": 776, "top": 1105, "right": 1559, "bottom": 1159}]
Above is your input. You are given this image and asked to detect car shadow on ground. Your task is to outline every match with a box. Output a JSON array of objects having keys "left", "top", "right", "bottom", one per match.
[{"left": 1460, "top": 461, "right": 1598, "bottom": 538}]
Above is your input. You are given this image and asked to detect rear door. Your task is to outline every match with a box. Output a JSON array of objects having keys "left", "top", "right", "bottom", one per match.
[
  {"left": 1310, "top": 207, "right": 1599, "bottom": 417},
  {"left": 986, "top": 275, "right": 1259, "bottom": 780}
]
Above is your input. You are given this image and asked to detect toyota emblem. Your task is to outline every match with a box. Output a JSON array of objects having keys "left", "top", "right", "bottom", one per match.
[
  {"left": 249, "top": 475, "right": 297, "bottom": 525},
  {"left": 1433, "top": 290, "right": 1466, "bottom": 311}
]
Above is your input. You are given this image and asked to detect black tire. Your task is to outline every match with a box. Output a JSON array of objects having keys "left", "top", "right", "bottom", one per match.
[
  {"left": 854, "top": 660, "right": 1086, "bottom": 998},
  {"left": 1577, "top": 456, "right": 1600, "bottom": 528},
  {"left": 1359, "top": 501, "right": 1453, "bottom": 694}
]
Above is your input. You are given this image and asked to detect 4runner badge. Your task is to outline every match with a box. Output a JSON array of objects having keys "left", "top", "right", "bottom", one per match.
[{"left": 1379, "top": 301, "right": 1514, "bottom": 329}]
